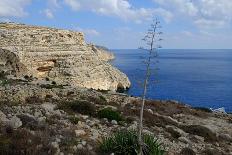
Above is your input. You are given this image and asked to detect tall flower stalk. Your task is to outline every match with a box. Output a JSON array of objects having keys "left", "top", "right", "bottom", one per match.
[{"left": 138, "top": 19, "right": 162, "bottom": 155}]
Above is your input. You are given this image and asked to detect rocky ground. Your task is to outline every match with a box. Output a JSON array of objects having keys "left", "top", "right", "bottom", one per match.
[{"left": 0, "top": 78, "right": 232, "bottom": 155}]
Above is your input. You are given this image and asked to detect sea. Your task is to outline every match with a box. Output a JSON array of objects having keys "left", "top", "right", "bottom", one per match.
[{"left": 111, "top": 49, "right": 232, "bottom": 112}]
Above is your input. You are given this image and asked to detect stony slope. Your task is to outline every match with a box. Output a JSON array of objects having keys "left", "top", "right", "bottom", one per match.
[
  {"left": 0, "top": 23, "right": 130, "bottom": 91},
  {"left": 0, "top": 82, "right": 231, "bottom": 155}
]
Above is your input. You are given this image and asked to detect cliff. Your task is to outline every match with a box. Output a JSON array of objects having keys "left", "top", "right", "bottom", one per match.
[{"left": 0, "top": 23, "right": 130, "bottom": 91}]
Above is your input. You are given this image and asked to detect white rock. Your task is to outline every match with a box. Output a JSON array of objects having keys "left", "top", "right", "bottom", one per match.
[
  {"left": 82, "top": 140, "right": 87, "bottom": 146},
  {"left": 0, "top": 110, "right": 8, "bottom": 123},
  {"left": 77, "top": 144, "right": 83, "bottom": 149},
  {"left": 147, "top": 109, "right": 154, "bottom": 114},
  {"left": 7, "top": 116, "right": 22, "bottom": 129},
  {"left": 128, "top": 121, "right": 138, "bottom": 130},
  {"left": 111, "top": 120, "right": 118, "bottom": 125},
  {"left": 41, "top": 103, "right": 56, "bottom": 112},
  {"left": 81, "top": 115, "right": 89, "bottom": 120},
  {"left": 73, "top": 145, "right": 77, "bottom": 152},
  {"left": 211, "top": 107, "right": 226, "bottom": 114},
  {"left": 51, "top": 141, "right": 59, "bottom": 149},
  {"left": 75, "top": 130, "right": 86, "bottom": 137},
  {"left": 178, "top": 137, "right": 190, "bottom": 144}
]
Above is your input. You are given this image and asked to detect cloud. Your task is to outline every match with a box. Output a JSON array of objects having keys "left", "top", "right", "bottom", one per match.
[
  {"left": 194, "top": 19, "right": 226, "bottom": 29},
  {"left": 48, "top": 0, "right": 60, "bottom": 8},
  {"left": 0, "top": 0, "right": 31, "bottom": 17},
  {"left": 75, "top": 27, "right": 100, "bottom": 36},
  {"left": 153, "top": 0, "right": 232, "bottom": 29},
  {"left": 64, "top": 0, "right": 173, "bottom": 23},
  {"left": 43, "top": 9, "right": 54, "bottom": 19}
]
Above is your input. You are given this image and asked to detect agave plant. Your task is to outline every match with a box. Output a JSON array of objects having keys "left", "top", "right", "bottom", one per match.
[{"left": 99, "top": 130, "right": 165, "bottom": 155}]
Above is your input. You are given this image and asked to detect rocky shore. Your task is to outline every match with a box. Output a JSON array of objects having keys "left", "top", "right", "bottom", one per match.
[{"left": 0, "top": 80, "right": 232, "bottom": 155}]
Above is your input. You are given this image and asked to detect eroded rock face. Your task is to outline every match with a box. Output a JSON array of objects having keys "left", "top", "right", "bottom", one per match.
[{"left": 0, "top": 23, "right": 130, "bottom": 91}]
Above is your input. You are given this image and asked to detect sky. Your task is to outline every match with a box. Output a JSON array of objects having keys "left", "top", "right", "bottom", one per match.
[{"left": 0, "top": 0, "right": 232, "bottom": 49}]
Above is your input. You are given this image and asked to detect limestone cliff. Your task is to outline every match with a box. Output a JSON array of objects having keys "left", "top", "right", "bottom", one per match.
[{"left": 0, "top": 23, "right": 130, "bottom": 91}]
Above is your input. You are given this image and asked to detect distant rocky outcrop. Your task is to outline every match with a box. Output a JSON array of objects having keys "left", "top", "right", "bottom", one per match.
[{"left": 0, "top": 23, "right": 130, "bottom": 91}]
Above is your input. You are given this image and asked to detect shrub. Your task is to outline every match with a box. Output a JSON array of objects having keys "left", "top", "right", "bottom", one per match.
[
  {"left": 40, "top": 84, "right": 63, "bottom": 89},
  {"left": 97, "top": 108, "right": 123, "bottom": 122},
  {"left": 88, "top": 96, "right": 107, "bottom": 105},
  {"left": 59, "top": 100, "right": 96, "bottom": 116},
  {"left": 69, "top": 116, "right": 79, "bottom": 124},
  {"left": 45, "top": 77, "right": 50, "bottom": 81},
  {"left": 99, "top": 130, "right": 165, "bottom": 155},
  {"left": 0, "top": 71, "right": 6, "bottom": 80},
  {"left": 51, "top": 81, "right": 56, "bottom": 85},
  {"left": 193, "top": 107, "right": 212, "bottom": 113},
  {"left": 25, "top": 96, "right": 43, "bottom": 104}
]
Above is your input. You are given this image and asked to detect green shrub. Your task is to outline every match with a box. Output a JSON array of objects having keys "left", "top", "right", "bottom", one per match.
[
  {"left": 45, "top": 77, "right": 50, "bottom": 81},
  {"left": 193, "top": 107, "right": 212, "bottom": 113},
  {"left": 0, "top": 71, "right": 6, "bottom": 80},
  {"left": 40, "top": 84, "right": 63, "bottom": 89},
  {"left": 51, "top": 81, "right": 56, "bottom": 85},
  {"left": 99, "top": 130, "right": 165, "bottom": 155},
  {"left": 97, "top": 108, "right": 123, "bottom": 122},
  {"left": 59, "top": 100, "right": 96, "bottom": 116},
  {"left": 69, "top": 116, "right": 79, "bottom": 124}
]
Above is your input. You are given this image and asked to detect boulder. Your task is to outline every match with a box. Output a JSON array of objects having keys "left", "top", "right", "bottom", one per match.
[{"left": 7, "top": 116, "right": 22, "bottom": 129}]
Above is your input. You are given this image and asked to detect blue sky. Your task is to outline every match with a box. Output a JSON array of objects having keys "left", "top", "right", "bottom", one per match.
[{"left": 0, "top": 0, "right": 232, "bottom": 49}]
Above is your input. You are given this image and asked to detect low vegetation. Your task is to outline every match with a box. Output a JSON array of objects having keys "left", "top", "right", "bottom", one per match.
[
  {"left": 99, "top": 130, "right": 165, "bottom": 155},
  {"left": 58, "top": 100, "right": 96, "bottom": 116},
  {"left": 69, "top": 116, "right": 80, "bottom": 124},
  {"left": 193, "top": 107, "right": 212, "bottom": 113},
  {"left": 40, "top": 84, "right": 64, "bottom": 89},
  {"left": 97, "top": 107, "right": 123, "bottom": 122}
]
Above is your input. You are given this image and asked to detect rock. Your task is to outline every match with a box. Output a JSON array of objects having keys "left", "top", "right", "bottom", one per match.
[
  {"left": 180, "top": 147, "right": 196, "bottom": 155},
  {"left": 111, "top": 120, "right": 118, "bottom": 125},
  {"left": 178, "top": 137, "right": 190, "bottom": 144},
  {"left": 75, "top": 130, "right": 86, "bottom": 137},
  {"left": 41, "top": 103, "right": 56, "bottom": 112},
  {"left": 146, "top": 109, "right": 154, "bottom": 114},
  {"left": 166, "top": 125, "right": 187, "bottom": 139},
  {"left": 91, "top": 129, "right": 100, "bottom": 140},
  {"left": 128, "top": 121, "right": 138, "bottom": 130},
  {"left": 7, "top": 116, "right": 22, "bottom": 129},
  {"left": 182, "top": 125, "right": 217, "bottom": 142},
  {"left": 0, "top": 23, "right": 130, "bottom": 91},
  {"left": 51, "top": 142, "right": 59, "bottom": 149},
  {"left": 17, "top": 113, "right": 38, "bottom": 129},
  {"left": 73, "top": 145, "right": 77, "bottom": 152},
  {"left": 202, "top": 148, "right": 224, "bottom": 155},
  {"left": 218, "top": 133, "right": 232, "bottom": 142},
  {"left": 81, "top": 115, "right": 89, "bottom": 120},
  {"left": 81, "top": 140, "right": 87, "bottom": 146},
  {"left": 77, "top": 144, "right": 83, "bottom": 149},
  {"left": 0, "top": 110, "right": 8, "bottom": 124},
  {"left": 211, "top": 107, "right": 226, "bottom": 114},
  {"left": 50, "top": 141, "right": 60, "bottom": 154}
]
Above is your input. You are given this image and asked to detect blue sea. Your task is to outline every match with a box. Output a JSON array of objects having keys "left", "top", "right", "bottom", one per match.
[{"left": 111, "top": 49, "right": 232, "bottom": 112}]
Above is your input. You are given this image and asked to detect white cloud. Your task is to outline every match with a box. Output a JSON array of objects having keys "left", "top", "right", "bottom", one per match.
[
  {"left": 64, "top": 0, "right": 173, "bottom": 23},
  {"left": 48, "top": 0, "right": 60, "bottom": 8},
  {"left": 153, "top": 0, "right": 232, "bottom": 29},
  {"left": 0, "top": 0, "right": 31, "bottom": 17},
  {"left": 155, "top": 0, "right": 198, "bottom": 17},
  {"left": 43, "top": 9, "right": 54, "bottom": 19},
  {"left": 75, "top": 27, "right": 100, "bottom": 36},
  {"left": 194, "top": 19, "right": 226, "bottom": 29}
]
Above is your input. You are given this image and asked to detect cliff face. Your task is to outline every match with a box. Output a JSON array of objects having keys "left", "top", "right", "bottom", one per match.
[{"left": 0, "top": 23, "right": 130, "bottom": 91}]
